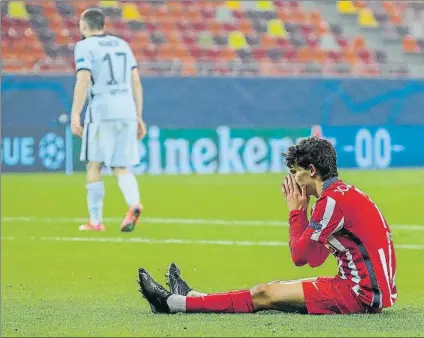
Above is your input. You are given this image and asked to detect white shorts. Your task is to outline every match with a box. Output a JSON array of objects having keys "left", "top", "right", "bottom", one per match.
[{"left": 80, "top": 120, "right": 140, "bottom": 168}]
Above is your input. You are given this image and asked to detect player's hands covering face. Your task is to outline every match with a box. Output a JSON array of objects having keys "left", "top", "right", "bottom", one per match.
[{"left": 281, "top": 174, "right": 309, "bottom": 212}]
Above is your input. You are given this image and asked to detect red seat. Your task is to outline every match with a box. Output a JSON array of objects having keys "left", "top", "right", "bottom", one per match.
[
  {"left": 188, "top": 45, "right": 203, "bottom": 58},
  {"left": 276, "top": 37, "right": 289, "bottom": 48},
  {"left": 192, "top": 20, "right": 207, "bottom": 32},
  {"left": 200, "top": 7, "right": 215, "bottom": 19},
  {"left": 142, "top": 44, "right": 157, "bottom": 59},
  {"left": 252, "top": 47, "right": 267, "bottom": 60},
  {"left": 182, "top": 32, "right": 197, "bottom": 45},
  {"left": 283, "top": 45, "right": 297, "bottom": 62},
  {"left": 357, "top": 48, "right": 373, "bottom": 64}
]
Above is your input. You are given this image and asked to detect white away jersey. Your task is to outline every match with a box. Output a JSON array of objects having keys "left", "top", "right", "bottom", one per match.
[{"left": 74, "top": 34, "right": 138, "bottom": 122}]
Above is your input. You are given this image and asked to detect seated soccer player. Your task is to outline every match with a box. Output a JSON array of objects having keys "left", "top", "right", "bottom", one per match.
[{"left": 137, "top": 137, "right": 397, "bottom": 315}]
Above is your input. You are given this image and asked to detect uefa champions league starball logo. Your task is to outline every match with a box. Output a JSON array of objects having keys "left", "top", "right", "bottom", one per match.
[{"left": 39, "top": 133, "right": 65, "bottom": 170}]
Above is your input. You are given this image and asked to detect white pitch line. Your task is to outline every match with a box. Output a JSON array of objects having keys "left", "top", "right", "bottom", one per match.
[
  {"left": 1, "top": 216, "right": 424, "bottom": 231},
  {"left": 1, "top": 236, "right": 423, "bottom": 251}
]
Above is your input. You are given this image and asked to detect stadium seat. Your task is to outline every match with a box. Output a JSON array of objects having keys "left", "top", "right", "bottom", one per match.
[
  {"left": 228, "top": 31, "right": 248, "bottom": 50},
  {"left": 403, "top": 35, "right": 421, "bottom": 53},
  {"left": 122, "top": 3, "right": 143, "bottom": 22},
  {"left": 226, "top": 1, "right": 241, "bottom": 10},
  {"left": 309, "top": 9, "right": 323, "bottom": 27},
  {"left": 352, "top": 35, "right": 366, "bottom": 50},
  {"left": 1, "top": 0, "right": 418, "bottom": 76},
  {"left": 99, "top": 1, "right": 120, "bottom": 8},
  {"left": 319, "top": 33, "right": 339, "bottom": 51},
  {"left": 337, "top": 1, "right": 357, "bottom": 15},
  {"left": 267, "top": 19, "right": 288, "bottom": 38},
  {"left": 353, "top": 1, "right": 367, "bottom": 10},
  {"left": 358, "top": 8, "right": 379, "bottom": 28},
  {"left": 256, "top": 1, "right": 275, "bottom": 12},
  {"left": 343, "top": 47, "right": 359, "bottom": 64},
  {"left": 8, "top": 1, "right": 30, "bottom": 19},
  {"left": 216, "top": 6, "right": 234, "bottom": 23},
  {"left": 197, "top": 31, "right": 215, "bottom": 48},
  {"left": 389, "top": 11, "right": 403, "bottom": 26}
]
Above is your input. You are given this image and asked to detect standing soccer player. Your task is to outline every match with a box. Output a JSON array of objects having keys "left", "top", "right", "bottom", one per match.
[
  {"left": 137, "top": 137, "right": 398, "bottom": 315},
  {"left": 70, "top": 8, "right": 146, "bottom": 232}
]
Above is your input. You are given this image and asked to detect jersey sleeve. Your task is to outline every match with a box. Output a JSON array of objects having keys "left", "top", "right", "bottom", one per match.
[
  {"left": 309, "top": 196, "right": 344, "bottom": 243},
  {"left": 74, "top": 42, "right": 93, "bottom": 72},
  {"left": 288, "top": 210, "right": 330, "bottom": 267}
]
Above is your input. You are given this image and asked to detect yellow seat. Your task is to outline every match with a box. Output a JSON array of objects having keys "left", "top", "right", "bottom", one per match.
[
  {"left": 122, "top": 3, "right": 142, "bottom": 21},
  {"left": 256, "top": 1, "right": 274, "bottom": 11},
  {"left": 226, "top": 1, "right": 241, "bottom": 10},
  {"left": 99, "top": 0, "right": 120, "bottom": 8},
  {"left": 337, "top": 1, "right": 357, "bottom": 15},
  {"left": 8, "top": 1, "right": 29, "bottom": 20},
  {"left": 228, "top": 31, "right": 248, "bottom": 50},
  {"left": 358, "top": 8, "right": 379, "bottom": 28},
  {"left": 267, "top": 19, "right": 288, "bottom": 38}
]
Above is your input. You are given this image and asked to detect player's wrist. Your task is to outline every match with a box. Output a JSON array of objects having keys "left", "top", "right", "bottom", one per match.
[{"left": 71, "top": 113, "right": 80, "bottom": 122}]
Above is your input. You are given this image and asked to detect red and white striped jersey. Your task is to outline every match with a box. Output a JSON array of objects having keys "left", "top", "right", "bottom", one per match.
[{"left": 289, "top": 179, "right": 397, "bottom": 309}]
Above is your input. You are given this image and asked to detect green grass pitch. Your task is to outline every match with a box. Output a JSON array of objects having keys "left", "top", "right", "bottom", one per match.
[{"left": 2, "top": 170, "right": 424, "bottom": 337}]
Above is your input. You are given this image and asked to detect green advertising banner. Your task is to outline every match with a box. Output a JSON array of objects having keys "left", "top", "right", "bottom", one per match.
[{"left": 73, "top": 126, "right": 311, "bottom": 174}]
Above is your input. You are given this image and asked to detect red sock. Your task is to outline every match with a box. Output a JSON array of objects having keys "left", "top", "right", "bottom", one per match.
[{"left": 186, "top": 290, "right": 255, "bottom": 313}]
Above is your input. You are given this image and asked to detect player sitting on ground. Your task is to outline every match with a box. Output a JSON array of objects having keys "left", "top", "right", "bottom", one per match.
[
  {"left": 137, "top": 137, "right": 398, "bottom": 315},
  {"left": 70, "top": 8, "right": 146, "bottom": 232}
]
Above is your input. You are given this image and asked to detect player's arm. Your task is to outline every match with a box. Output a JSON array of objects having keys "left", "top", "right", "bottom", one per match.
[
  {"left": 71, "top": 70, "right": 91, "bottom": 127},
  {"left": 71, "top": 42, "right": 92, "bottom": 137},
  {"left": 129, "top": 47, "right": 146, "bottom": 140},
  {"left": 131, "top": 67, "right": 143, "bottom": 120},
  {"left": 288, "top": 210, "right": 330, "bottom": 267},
  {"left": 289, "top": 196, "right": 343, "bottom": 267}
]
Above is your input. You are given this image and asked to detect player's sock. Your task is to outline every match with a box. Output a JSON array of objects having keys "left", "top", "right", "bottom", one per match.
[
  {"left": 187, "top": 290, "right": 208, "bottom": 297},
  {"left": 166, "top": 295, "right": 187, "bottom": 313},
  {"left": 117, "top": 173, "right": 140, "bottom": 207},
  {"left": 87, "top": 181, "right": 105, "bottom": 225},
  {"left": 167, "top": 290, "right": 255, "bottom": 313}
]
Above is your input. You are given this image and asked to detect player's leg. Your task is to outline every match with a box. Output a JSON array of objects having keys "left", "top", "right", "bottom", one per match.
[
  {"left": 112, "top": 166, "right": 143, "bottom": 232},
  {"left": 139, "top": 267, "right": 311, "bottom": 314},
  {"left": 82, "top": 161, "right": 105, "bottom": 230},
  {"left": 163, "top": 263, "right": 369, "bottom": 315},
  {"left": 166, "top": 263, "right": 310, "bottom": 313},
  {"left": 110, "top": 121, "right": 143, "bottom": 232},
  {"left": 79, "top": 122, "right": 105, "bottom": 231},
  {"left": 171, "top": 281, "right": 308, "bottom": 314}
]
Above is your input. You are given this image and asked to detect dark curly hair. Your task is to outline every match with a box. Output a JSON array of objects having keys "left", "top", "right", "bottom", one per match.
[{"left": 283, "top": 137, "right": 338, "bottom": 181}]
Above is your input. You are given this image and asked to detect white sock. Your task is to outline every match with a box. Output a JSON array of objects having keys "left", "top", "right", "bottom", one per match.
[
  {"left": 166, "top": 294, "right": 187, "bottom": 313},
  {"left": 86, "top": 181, "right": 105, "bottom": 225},
  {"left": 188, "top": 290, "right": 208, "bottom": 297},
  {"left": 118, "top": 173, "right": 140, "bottom": 207}
]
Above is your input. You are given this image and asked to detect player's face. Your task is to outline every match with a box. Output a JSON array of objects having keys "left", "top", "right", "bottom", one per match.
[{"left": 289, "top": 164, "right": 316, "bottom": 196}]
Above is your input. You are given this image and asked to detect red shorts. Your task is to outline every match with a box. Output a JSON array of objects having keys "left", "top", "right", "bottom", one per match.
[{"left": 302, "top": 277, "right": 381, "bottom": 315}]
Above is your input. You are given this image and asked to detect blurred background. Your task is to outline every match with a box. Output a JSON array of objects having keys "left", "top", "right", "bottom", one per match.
[{"left": 1, "top": 0, "right": 424, "bottom": 173}]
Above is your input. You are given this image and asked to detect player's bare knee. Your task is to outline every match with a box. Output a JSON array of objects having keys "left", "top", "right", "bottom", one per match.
[{"left": 86, "top": 162, "right": 101, "bottom": 183}]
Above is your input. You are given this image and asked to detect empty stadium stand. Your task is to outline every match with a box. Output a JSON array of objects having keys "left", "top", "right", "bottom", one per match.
[{"left": 1, "top": 0, "right": 423, "bottom": 76}]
